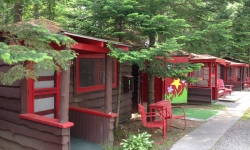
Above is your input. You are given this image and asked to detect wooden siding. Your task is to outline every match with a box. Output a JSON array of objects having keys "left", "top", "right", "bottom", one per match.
[
  {"left": 68, "top": 62, "right": 132, "bottom": 147},
  {"left": 0, "top": 100, "right": 70, "bottom": 150},
  {"left": 188, "top": 87, "right": 212, "bottom": 104},
  {"left": 69, "top": 110, "right": 115, "bottom": 146},
  {"left": 224, "top": 81, "right": 242, "bottom": 91},
  {"left": 0, "top": 63, "right": 70, "bottom": 150},
  {"left": 70, "top": 62, "right": 132, "bottom": 122}
]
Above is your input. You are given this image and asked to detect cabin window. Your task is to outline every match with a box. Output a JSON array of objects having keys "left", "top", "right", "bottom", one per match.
[
  {"left": 194, "top": 68, "right": 203, "bottom": 79},
  {"left": 227, "top": 67, "right": 233, "bottom": 81},
  {"left": 76, "top": 54, "right": 117, "bottom": 93},
  {"left": 211, "top": 67, "right": 215, "bottom": 75},
  {"left": 27, "top": 64, "right": 60, "bottom": 119},
  {"left": 227, "top": 67, "right": 232, "bottom": 77}
]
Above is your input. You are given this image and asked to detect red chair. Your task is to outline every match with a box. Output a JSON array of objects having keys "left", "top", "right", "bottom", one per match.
[
  {"left": 217, "top": 79, "right": 233, "bottom": 96},
  {"left": 138, "top": 104, "right": 167, "bottom": 144},
  {"left": 157, "top": 100, "right": 186, "bottom": 131}
]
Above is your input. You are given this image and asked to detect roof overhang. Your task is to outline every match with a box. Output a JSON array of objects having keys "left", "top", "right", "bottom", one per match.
[
  {"left": 189, "top": 58, "right": 225, "bottom": 63},
  {"left": 63, "top": 32, "right": 130, "bottom": 53},
  {"left": 226, "top": 63, "right": 249, "bottom": 67}
]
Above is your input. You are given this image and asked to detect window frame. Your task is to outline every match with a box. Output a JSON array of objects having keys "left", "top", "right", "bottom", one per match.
[
  {"left": 75, "top": 54, "right": 117, "bottom": 93},
  {"left": 27, "top": 66, "right": 61, "bottom": 119},
  {"left": 193, "top": 67, "right": 203, "bottom": 80}
]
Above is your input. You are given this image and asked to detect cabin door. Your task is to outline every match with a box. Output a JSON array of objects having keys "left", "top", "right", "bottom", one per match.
[{"left": 28, "top": 67, "right": 60, "bottom": 118}]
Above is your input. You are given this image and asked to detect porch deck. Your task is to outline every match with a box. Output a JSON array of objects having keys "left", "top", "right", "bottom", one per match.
[
  {"left": 71, "top": 137, "right": 104, "bottom": 150},
  {"left": 218, "top": 91, "right": 247, "bottom": 102}
]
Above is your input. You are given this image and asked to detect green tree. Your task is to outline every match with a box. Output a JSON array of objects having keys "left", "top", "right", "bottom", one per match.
[
  {"left": 56, "top": 0, "right": 197, "bottom": 105},
  {"left": 168, "top": 0, "right": 238, "bottom": 57},
  {"left": 55, "top": 0, "right": 238, "bottom": 107},
  {"left": 0, "top": 0, "right": 76, "bottom": 85},
  {"left": 232, "top": 1, "right": 250, "bottom": 63},
  {"left": 56, "top": 0, "right": 243, "bottom": 113}
]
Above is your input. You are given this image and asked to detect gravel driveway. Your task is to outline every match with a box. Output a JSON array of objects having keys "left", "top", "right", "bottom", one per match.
[{"left": 211, "top": 119, "right": 250, "bottom": 150}]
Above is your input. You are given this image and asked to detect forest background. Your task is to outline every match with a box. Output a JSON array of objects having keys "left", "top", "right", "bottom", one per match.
[{"left": 1, "top": 0, "right": 250, "bottom": 114}]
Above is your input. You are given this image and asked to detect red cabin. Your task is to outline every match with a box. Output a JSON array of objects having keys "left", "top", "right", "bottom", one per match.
[
  {"left": 0, "top": 20, "right": 132, "bottom": 150},
  {"left": 222, "top": 57, "right": 249, "bottom": 90},
  {"left": 188, "top": 54, "right": 249, "bottom": 104},
  {"left": 189, "top": 54, "right": 226, "bottom": 102},
  {"left": 141, "top": 55, "right": 189, "bottom": 104}
]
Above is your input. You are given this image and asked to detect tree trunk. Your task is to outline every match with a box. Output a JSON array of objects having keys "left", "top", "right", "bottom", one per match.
[
  {"left": 4, "top": 3, "right": 10, "bottom": 24},
  {"left": 115, "top": 63, "right": 122, "bottom": 130},
  {"left": 115, "top": 20, "right": 123, "bottom": 130},
  {"left": 14, "top": 0, "right": 22, "bottom": 22},
  {"left": 147, "top": 33, "right": 156, "bottom": 112},
  {"left": 48, "top": 0, "right": 52, "bottom": 20},
  {"left": 34, "top": 4, "right": 39, "bottom": 19},
  {"left": 147, "top": 73, "right": 154, "bottom": 112},
  {"left": 149, "top": 33, "right": 156, "bottom": 47}
]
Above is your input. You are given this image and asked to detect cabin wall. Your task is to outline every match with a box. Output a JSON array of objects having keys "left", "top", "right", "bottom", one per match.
[
  {"left": 69, "top": 62, "right": 132, "bottom": 147},
  {"left": 223, "top": 66, "right": 244, "bottom": 91},
  {"left": 187, "top": 87, "right": 212, "bottom": 104},
  {"left": 69, "top": 62, "right": 132, "bottom": 122},
  {"left": 194, "top": 64, "right": 221, "bottom": 87},
  {"left": 0, "top": 63, "right": 70, "bottom": 150},
  {"left": 69, "top": 110, "right": 114, "bottom": 146},
  {"left": 224, "top": 81, "right": 242, "bottom": 91}
]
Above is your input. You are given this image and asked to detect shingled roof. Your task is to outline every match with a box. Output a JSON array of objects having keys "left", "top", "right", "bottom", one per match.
[{"left": 16, "top": 18, "right": 63, "bottom": 33}]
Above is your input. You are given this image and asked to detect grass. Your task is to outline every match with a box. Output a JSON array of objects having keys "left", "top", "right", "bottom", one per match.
[
  {"left": 173, "top": 107, "right": 219, "bottom": 120},
  {"left": 240, "top": 107, "right": 250, "bottom": 120},
  {"left": 202, "top": 103, "right": 227, "bottom": 110}
]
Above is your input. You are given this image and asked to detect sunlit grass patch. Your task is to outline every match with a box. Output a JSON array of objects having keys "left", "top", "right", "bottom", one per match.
[
  {"left": 241, "top": 107, "right": 250, "bottom": 120},
  {"left": 173, "top": 107, "right": 219, "bottom": 120},
  {"left": 202, "top": 103, "right": 227, "bottom": 110}
]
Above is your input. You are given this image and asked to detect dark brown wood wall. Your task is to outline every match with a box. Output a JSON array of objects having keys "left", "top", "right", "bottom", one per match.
[
  {"left": 69, "top": 110, "right": 115, "bottom": 146},
  {"left": 70, "top": 63, "right": 133, "bottom": 122},
  {"left": 0, "top": 62, "right": 70, "bottom": 150},
  {"left": 187, "top": 87, "right": 212, "bottom": 104},
  {"left": 224, "top": 81, "right": 242, "bottom": 91}
]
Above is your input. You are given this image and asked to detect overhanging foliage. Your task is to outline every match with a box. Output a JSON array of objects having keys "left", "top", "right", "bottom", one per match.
[
  {"left": 108, "top": 39, "right": 203, "bottom": 83},
  {"left": 0, "top": 22, "right": 77, "bottom": 85}
]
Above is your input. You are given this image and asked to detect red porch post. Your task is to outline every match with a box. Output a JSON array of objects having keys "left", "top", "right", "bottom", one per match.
[
  {"left": 233, "top": 67, "right": 237, "bottom": 82},
  {"left": 59, "top": 61, "right": 70, "bottom": 123},
  {"left": 214, "top": 63, "right": 218, "bottom": 100},
  {"left": 208, "top": 63, "right": 212, "bottom": 88},
  {"left": 190, "top": 71, "right": 193, "bottom": 87},
  {"left": 105, "top": 55, "right": 112, "bottom": 113},
  {"left": 224, "top": 67, "right": 227, "bottom": 81}
]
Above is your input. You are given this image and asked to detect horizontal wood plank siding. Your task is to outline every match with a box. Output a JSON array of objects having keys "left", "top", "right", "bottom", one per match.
[
  {"left": 0, "top": 105, "right": 71, "bottom": 150},
  {"left": 0, "top": 97, "right": 21, "bottom": 112},
  {"left": 0, "top": 109, "right": 70, "bottom": 150},
  {"left": 188, "top": 87, "right": 212, "bottom": 104},
  {"left": 0, "top": 86, "right": 20, "bottom": 99},
  {"left": 224, "top": 82, "right": 242, "bottom": 91},
  {"left": 0, "top": 64, "right": 70, "bottom": 150}
]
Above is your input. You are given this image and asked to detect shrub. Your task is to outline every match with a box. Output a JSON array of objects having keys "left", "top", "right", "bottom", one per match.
[{"left": 120, "top": 131, "right": 153, "bottom": 150}]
